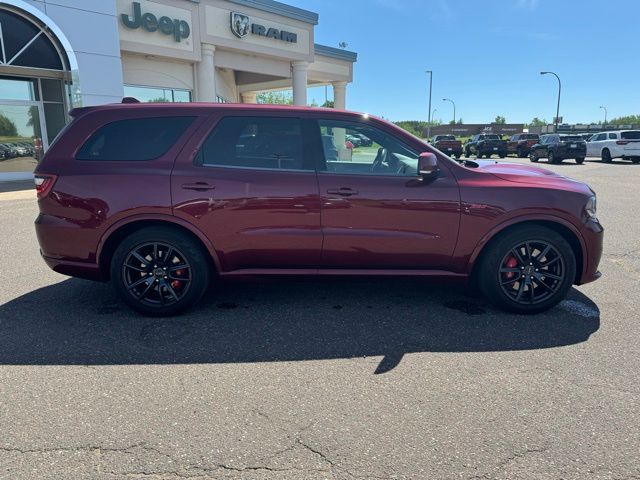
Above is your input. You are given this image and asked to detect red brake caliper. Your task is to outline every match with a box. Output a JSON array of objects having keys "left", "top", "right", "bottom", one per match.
[
  {"left": 504, "top": 256, "right": 518, "bottom": 279},
  {"left": 171, "top": 269, "right": 185, "bottom": 291}
]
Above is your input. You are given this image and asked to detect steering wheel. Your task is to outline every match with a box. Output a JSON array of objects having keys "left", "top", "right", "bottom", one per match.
[{"left": 371, "top": 147, "right": 388, "bottom": 172}]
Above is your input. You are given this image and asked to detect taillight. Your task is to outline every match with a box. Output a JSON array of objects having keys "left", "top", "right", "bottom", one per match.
[
  {"left": 34, "top": 174, "right": 57, "bottom": 199},
  {"left": 616, "top": 140, "right": 629, "bottom": 145}
]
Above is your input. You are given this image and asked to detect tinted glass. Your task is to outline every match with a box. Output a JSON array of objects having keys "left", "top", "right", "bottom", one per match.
[
  {"left": 77, "top": 116, "right": 195, "bottom": 161},
  {"left": 560, "top": 136, "right": 583, "bottom": 142},
  {"left": 317, "top": 119, "right": 419, "bottom": 176},
  {"left": 523, "top": 134, "right": 539, "bottom": 139},
  {"left": 199, "top": 116, "right": 307, "bottom": 170},
  {"left": 608, "top": 133, "right": 617, "bottom": 140},
  {"left": 621, "top": 131, "right": 640, "bottom": 140}
]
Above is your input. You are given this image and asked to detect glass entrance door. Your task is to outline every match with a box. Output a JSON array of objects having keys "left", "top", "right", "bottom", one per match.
[{"left": 0, "top": 102, "right": 44, "bottom": 174}]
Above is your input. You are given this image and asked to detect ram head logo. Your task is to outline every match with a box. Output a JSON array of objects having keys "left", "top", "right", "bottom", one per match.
[{"left": 230, "top": 12, "right": 250, "bottom": 38}]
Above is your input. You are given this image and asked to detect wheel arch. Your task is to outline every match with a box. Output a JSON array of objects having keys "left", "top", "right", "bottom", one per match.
[
  {"left": 469, "top": 218, "right": 585, "bottom": 284},
  {"left": 97, "top": 215, "right": 221, "bottom": 280}
]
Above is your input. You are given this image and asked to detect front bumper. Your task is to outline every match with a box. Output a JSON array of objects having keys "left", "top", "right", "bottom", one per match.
[{"left": 577, "top": 219, "right": 604, "bottom": 285}]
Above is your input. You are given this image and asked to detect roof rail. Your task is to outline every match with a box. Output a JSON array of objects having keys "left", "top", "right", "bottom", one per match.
[{"left": 122, "top": 97, "right": 140, "bottom": 104}]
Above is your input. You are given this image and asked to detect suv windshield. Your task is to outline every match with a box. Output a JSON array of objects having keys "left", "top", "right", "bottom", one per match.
[
  {"left": 481, "top": 135, "right": 500, "bottom": 140},
  {"left": 560, "top": 136, "right": 583, "bottom": 142},
  {"left": 522, "top": 134, "right": 539, "bottom": 139},
  {"left": 621, "top": 131, "right": 640, "bottom": 140}
]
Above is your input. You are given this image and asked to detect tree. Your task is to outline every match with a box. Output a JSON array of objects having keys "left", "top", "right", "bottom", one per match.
[
  {"left": 528, "top": 117, "right": 547, "bottom": 127},
  {"left": 322, "top": 100, "right": 334, "bottom": 108},
  {"left": 608, "top": 114, "right": 640, "bottom": 125},
  {"left": 394, "top": 120, "right": 440, "bottom": 138},
  {"left": 494, "top": 115, "right": 506, "bottom": 124},
  {"left": 0, "top": 113, "right": 18, "bottom": 137},
  {"left": 256, "top": 91, "right": 293, "bottom": 105},
  {"left": 148, "top": 97, "right": 170, "bottom": 103}
]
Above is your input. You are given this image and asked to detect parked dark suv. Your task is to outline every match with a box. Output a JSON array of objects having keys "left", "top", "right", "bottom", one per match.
[
  {"left": 464, "top": 134, "right": 507, "bottom": 158},
  {"left": 34, "top": 103, "right": 603, "bottom": 316},
  {"left": 530, "top": 134, "right": 587, "bottom": 164}
]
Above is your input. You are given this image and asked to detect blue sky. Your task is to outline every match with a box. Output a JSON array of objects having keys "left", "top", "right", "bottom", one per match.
[{"left": 295, "top": 0, "right": 639, "bottom": 124}]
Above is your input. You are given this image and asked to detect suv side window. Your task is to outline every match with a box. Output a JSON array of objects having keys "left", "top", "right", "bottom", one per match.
[
  {"left": 316, "top": 119, "right": 420, "bottom": 176},
  {"left": 608, "top": 133, "right": 617, "bottom": 140},
  {"left": 594, "top": 133, "right": 605, "bottom": 141},
  {"left": 76, "top": 116, "right": 195, "bottom": 161},
  {"left": 197, "top": 116, "right": 310, "bottom": 171}
]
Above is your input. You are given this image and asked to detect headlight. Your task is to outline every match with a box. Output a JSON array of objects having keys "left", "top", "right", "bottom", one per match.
[{"left": 585, "top": 195, "right": 597, "bottom": 220}]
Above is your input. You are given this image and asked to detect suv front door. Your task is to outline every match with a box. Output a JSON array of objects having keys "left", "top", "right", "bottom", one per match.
[
  {"left": 311, "top": 117, "right": 460, "bottom": 270},
  {"left": 171, "top": 114, "right": 322, "bottom": 272}
]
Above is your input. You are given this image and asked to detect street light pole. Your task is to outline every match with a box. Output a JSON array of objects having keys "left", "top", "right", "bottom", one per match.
[
  {"left": 600, "top": 105, "right": 607, "bottom": 127},
  {"left": 540, "top": 71, "right": 561, "bottom": 132},
  {"left": 443, "top": 98, "right": 456, "bottom": 125},
  {"left": 426, "top": 70, "right": 433, "bottom": 139}
]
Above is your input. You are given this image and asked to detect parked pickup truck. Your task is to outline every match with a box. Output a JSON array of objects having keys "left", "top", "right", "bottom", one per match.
[
  {"left": 464, "top": 134, "right": 507, "bottom": 158},
  {"left": 431, "top": 135, "right": 463, "bottom": 158},
  {"left": 507, "top": 133, "right": 540, "bottom": 158}
]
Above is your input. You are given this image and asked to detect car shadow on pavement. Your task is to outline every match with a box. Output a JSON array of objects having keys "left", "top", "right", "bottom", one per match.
[{"left": 0, "top": 277, "right": 600, "bottom": 374}]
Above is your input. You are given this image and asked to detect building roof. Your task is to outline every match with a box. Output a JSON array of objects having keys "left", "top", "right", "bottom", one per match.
[
  {"left": 225, "top": 0, "right": 319, "bottom": 25},
  {"left": 314, "top": 44, "right": 358, "bottom": 62}
]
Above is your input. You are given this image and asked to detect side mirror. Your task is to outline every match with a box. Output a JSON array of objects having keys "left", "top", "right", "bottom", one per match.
[{"left": 418, "top": 152, "right": 439, "bottom": 178}]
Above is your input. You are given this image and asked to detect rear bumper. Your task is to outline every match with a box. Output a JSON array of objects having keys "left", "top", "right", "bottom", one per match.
[{"left": 41, "top": 253, "right": 104, "bottom": 281}]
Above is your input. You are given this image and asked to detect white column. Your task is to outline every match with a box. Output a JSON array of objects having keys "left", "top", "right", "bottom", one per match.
[
  {"left": 291, "top": 61, "right": 308, "bottom": 106},
  {"left": 241, "top": 92, "right": 257, "bottom": 104},
  {"left": 196, "top": 44, "right": 216, "bottom": 102},
  {"left": 332, "top": 81, "right": 347, "bottom": 110}
]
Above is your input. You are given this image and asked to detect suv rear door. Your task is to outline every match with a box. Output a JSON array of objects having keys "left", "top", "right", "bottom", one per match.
[
  {"left": 310, "top": 116, "right": 460, "bottom": 270},
  {"left": 171, "top": 113, "right": 322, "bottom": 272}
]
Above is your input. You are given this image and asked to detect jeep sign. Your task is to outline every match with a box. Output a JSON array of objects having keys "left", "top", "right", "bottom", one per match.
[{"left": 121, "top": 2, "right": 190, "bottom": 43}]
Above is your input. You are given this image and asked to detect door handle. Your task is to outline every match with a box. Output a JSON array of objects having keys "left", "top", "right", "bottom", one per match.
[
  {"left": 182, "top": 182, "right": 215, "bottom": 192},
  {"left": 327, "top": 187, "right": 359, "bottom": 197}
]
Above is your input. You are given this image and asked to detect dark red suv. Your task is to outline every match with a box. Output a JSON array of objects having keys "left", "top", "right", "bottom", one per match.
[{"left": 34, "top": 103, "right": 603, "bottom": 316}]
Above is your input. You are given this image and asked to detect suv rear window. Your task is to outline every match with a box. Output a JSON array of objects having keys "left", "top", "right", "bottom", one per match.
[
  {"left": 621, "top": 131, "right": 640, "bottom": 140},
  {"left": 76, "top": 116, "right": 195, "bottom": 161},
  {"left": 560, "top": 135, "right": 583, "bottom": 142}
]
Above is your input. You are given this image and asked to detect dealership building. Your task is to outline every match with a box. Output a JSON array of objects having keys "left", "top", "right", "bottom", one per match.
[{"left": 0, "top": 0, "right": 357, "bottom": 177}]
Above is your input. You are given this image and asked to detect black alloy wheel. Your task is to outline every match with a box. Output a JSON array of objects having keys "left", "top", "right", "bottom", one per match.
[
  {"left": 111, "top": 226, "right": 211, "bottom": 316},
  {"left": 122, "top": 242, "right": 192, "bottom": 308},
  {"left": 477, "top": 225, "right": 576, "bottom": 313},
  {"left": 497, "top": 240, "right": 565, "bottom": 306},
  {"left": 601, "top": 149, "right": 612, "bottom": 163}
]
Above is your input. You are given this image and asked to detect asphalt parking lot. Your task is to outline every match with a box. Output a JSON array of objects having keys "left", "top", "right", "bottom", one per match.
[{"left": 1, "top": 156, "right": 639, "bottom": 480}]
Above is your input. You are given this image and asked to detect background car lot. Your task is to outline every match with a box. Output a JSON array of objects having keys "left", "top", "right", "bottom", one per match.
[{"left": 0, "top": 156, "right": 639, "bottom": 479}]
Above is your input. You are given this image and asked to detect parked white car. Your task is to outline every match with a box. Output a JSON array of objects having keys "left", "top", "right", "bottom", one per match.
[{"left": 586, "top": 130, "right": 640, "bottom": 163}]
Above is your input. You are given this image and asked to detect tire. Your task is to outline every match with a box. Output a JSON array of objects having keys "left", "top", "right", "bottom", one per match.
[
  {"left": 601, "top": 149, "right": 612, "bottom": 163},
  {"left": 110, "top": 226, "right": 211, "bottom": 316},
  {"left": 517, "top": 147, "right": 525, "bottom": 158},
  {"left": 548, "top": 151, "right": 560, "bottom": 164},
  {"left": 465, "top": 148, "right": 470, "bottom": 158},
  {"left": 499, "top": 153, "right": 506, "bottom": 159},
  {"left": 476, "top": 225, "right": 576, "bottom": 314},
  {"left": 529, "top": 153, "right": 539, "bottom": 163},
  {"left": 632, "top": 158, "right": 640, "bottom": 164},
  {"left": 575, "top": 157, "right": 585, "bottom": 165}
]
